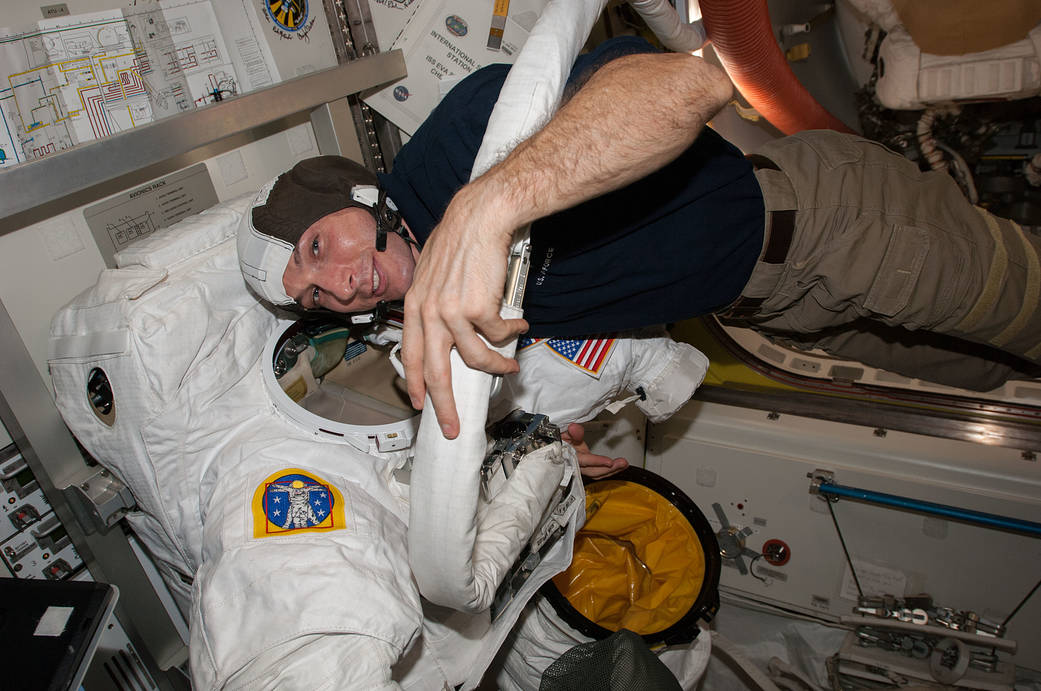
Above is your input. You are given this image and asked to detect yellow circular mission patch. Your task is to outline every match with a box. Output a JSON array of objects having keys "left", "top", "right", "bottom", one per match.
[
  {"left": 265, "top": 0, "right": 308, "bottom": 32},
  {"left": 251, "top": 467, "right": 346, "bottom": 539},
  {"left": 552, "top": 480, "right": 707, "bottom": 636}
]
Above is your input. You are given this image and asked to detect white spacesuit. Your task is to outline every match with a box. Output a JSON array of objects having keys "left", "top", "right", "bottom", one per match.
[
  {"left": 48, "top": 193, "right": 710, "bottom": 689},
  {"left": 50, "top": 195, "right": 413, "bottom": 687}
]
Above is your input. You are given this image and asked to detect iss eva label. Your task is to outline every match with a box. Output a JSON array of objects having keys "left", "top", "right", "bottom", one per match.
[{"left": 251, "top": 468, "right": 347, "bottom": 538}]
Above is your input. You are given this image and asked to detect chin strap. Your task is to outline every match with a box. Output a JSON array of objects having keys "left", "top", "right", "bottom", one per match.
[
  {"left": 330, "top": 185, "right": 416, "bottom": 326},
  {"left": 369, "top": 191, "right": 412, "bottom": 326},
  {"left": 349, "top": 183, "right": 419, "bottom": 253},
  {"left": 347, "top": 299, "right": 404, "bottom": 326},
  {"left": 373, "top": 189, "right": 420, "bottom": 253}
]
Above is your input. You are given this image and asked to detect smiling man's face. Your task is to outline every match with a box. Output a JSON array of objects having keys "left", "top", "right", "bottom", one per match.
[{"left": 281, "top": 207, "right": 419, "bottom": 313}]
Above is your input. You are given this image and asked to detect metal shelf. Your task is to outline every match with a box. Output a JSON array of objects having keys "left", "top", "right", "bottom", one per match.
[{"left": 0, "top": 50, "right": 405, "bottom": 235}]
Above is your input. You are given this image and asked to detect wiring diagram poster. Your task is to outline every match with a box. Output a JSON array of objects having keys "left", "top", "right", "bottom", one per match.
[
  {"left": 0, "top": 11, "right": 142, "bottom": 167},
  {"left": 0, "top": 1, "right": 257, "bottom": 169}
]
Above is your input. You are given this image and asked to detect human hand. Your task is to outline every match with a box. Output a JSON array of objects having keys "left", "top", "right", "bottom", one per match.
[
  {"left": 561, "top": 422, "right": 628, "bottom": 480},
  {"left": 401, "top": 187, "right": 528, "bottom": 439}
]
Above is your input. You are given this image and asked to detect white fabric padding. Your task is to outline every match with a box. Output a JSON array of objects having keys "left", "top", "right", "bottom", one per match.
[
  {"left": 844, "top": 0, "right": 903, "bottom": 32},
  {"left": 409, "top": 342, "right": 510, "bottom": 612},
  {"left": 49, "top": 199, "right": 277, "bottom": 606},
  {"left": 470, "top": 0, "right": 609, "bottom": 180},
  {"left": 875, "top": 24, "right": 1041, "bottom": 110},
  {"left": 115, "top": 192, "right": 253, "bottom": 270},
  {"left": 632, "top": 337, "right": 709, "bottom": 422},
  {"left": 191, "top": 453, "right": 420, "bottom": 690},
  {"left": 225, "top": 633, "right": 402, "bottom": 690}
]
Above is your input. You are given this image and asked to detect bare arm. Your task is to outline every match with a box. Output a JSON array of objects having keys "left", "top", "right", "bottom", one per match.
[{"left": 403, "top": 51, "right": 733, "bottom": 438}]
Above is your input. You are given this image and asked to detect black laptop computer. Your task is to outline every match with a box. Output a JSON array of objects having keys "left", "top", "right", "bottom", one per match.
[{"left": 0, "top": 577, "right": 118, "bottom": 691}]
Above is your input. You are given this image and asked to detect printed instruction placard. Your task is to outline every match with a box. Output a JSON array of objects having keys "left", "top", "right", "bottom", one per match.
[
  {"left": 84, "top": 163, "right": 218, "bottom": 267},
  {"left": 363, "top": 0, "right": 547, "bottom": 135}
]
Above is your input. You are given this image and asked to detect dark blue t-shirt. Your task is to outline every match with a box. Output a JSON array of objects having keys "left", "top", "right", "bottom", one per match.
[{"left": 379, "top": 37, "right": 764, "bottom": 338}]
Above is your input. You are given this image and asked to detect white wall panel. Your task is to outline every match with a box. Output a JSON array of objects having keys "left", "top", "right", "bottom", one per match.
[{"left": 648, "top": 400, "right": 1041, "bottom": 669}]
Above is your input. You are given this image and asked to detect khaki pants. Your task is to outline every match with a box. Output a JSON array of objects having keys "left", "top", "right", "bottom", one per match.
[{"left": 729, "top": 130, "right": 1041, "bottom": 391}]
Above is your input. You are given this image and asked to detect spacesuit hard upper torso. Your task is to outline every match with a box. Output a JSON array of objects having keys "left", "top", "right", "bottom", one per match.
[{"left": 48, "top": 195, "right": 709, "bottom": 689}]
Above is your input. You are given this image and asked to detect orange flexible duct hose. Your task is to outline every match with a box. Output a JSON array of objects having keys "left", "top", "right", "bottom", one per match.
[{"left": 700, "top": 0, "right": 856, "bottom": 135}]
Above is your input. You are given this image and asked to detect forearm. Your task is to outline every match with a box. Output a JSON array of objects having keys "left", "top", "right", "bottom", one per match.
[
  {"left": 447, "top": 52, "right": 733, "bottom": 240},
  {"left": 401, "top": 50, "right": 733, "bottom": 434}
]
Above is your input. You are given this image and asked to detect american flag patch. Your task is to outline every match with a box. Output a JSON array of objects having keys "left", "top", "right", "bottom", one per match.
[
  {"left": 517, "top": 336, "right": 546, "bottom": 351},
  {"left": 545, "top": 338, "right": 616, "bottom": 378}
]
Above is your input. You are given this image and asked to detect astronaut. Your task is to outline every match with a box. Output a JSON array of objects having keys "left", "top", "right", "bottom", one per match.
[
  {"left": 48, "top": 188, "right": 707, "bottom": 688},
  {"left": 47, "top": 4, "right": 715, "bottom": 685}
]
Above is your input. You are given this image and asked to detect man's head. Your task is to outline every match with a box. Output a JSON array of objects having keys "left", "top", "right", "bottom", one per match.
[{"left": 238, "top": 156, "right": 419, "bottom": 313}]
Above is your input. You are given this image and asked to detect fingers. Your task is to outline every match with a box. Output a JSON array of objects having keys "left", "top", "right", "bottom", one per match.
[
  {"left": 577, "top": 451, "right": 629, "bottom": 480},
  {"left": 562, "top": 423, "right": 630, "bottom": 479},
  {"left": 423, "top": 332, "right": 459, "bottom": 439},
  {"left": 403, "top": 292, "right": 528, "bottom": 441},
  {"left": 477, "top": 317, "right": 529, "bottom": 347},
  {"left": 401, "top": 309, "right": 461, "bottom": 438},
  {"left": 427, "top": 384, "right": 460, "bottom": 440},
  {"left": 453, "top": 328, "right": 520, "bottom": 377},
  {"left": 562, "top": 422, "right": 586, "bottom": 446},
  {"left": 400, "top": 305, "right": 427, "bottom": 409},
  {"left": 401, "top": 311, "right": 525, "bottom": 441},
  {"left": 400, "top": 226, "right": 526, "bottom": 441}
]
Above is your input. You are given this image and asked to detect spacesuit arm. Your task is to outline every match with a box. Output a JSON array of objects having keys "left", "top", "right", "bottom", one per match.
[
  {"left": 402, "top": 49, "right": 734, "bottom": 438},
  {"left": 493, "top": 331, "right": 709, "bottom": 476}
]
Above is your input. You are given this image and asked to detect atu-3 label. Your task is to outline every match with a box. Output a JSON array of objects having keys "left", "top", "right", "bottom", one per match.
[
  {"left": 264, "top": 0, "right": 317, "bottom": 42},
  {"left": 40, "top": 4, "right": 70, "bottom": 19}
]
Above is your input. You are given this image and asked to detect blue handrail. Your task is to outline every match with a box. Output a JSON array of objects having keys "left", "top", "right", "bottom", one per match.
[{"left": 816, "top": 481, "right": 1041, "bottom": 537}]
